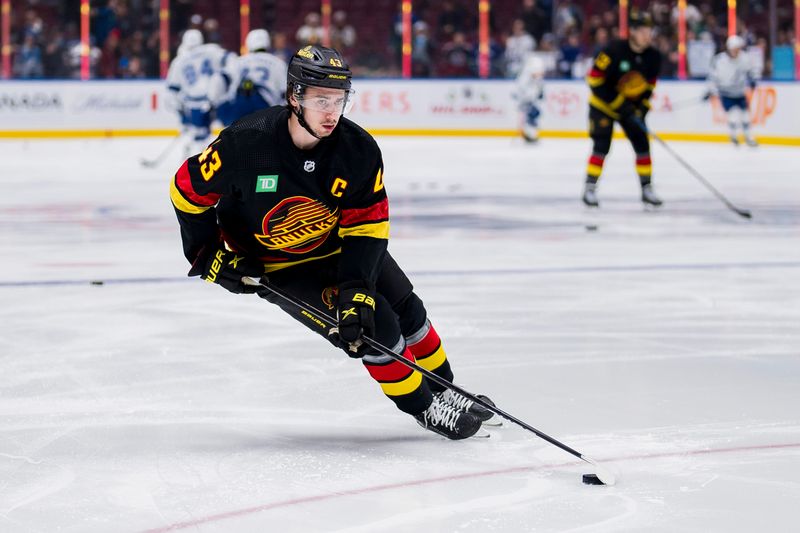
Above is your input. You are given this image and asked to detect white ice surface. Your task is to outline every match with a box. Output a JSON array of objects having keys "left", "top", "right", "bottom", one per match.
[{"left": 1, "top": 135, "right": 799, "bottom": 532}]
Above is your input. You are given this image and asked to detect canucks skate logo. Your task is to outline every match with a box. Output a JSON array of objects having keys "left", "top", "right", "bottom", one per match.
[
  {"left": 255, "top": 196, "right": 338, "bottom": 253},
  {"left": 304, "top": 160, "right": 316, "bottom": 172}
]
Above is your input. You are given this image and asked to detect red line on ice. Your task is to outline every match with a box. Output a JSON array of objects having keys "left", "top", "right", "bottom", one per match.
[{"left": 143, "top": 441, "right": 800, "bottom": 532}]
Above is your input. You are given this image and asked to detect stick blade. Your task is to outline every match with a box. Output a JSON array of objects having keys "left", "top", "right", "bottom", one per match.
[{"left": 582, "top": 456, "right": 618, "bottom": 486}]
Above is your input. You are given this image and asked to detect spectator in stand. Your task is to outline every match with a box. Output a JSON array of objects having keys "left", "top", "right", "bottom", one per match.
[
  {"left": 488, "top": 32, "right": 506, "bottom": 78},
  {"left": 13, "top": 33, "right": 44, "bottom": 79},
  {"left": 556, "top": 30, "right": 582, "bottom": 78},
  {"left": 671, "top": 2, "right": 703, "bottom": 34},
  {"left": 438, "top": 0, "right": 470, "bottom": 40},
  {"left": 591, "top": 27, "right": 610, "bottom": 56},
  {"left": 203, "top": 18, "right": 222, "bottom": 44},
  {"left": 601, "top": 10, "right": 618, "bottom": 39},
  {"left": 520, "top": 0, "right": 548, "bottom": 43},
  {"left": 438, "top": 31, "right": 474, "bottom": 78},
  {"left": 411, "top": 21, "right": 435, "bottom": 78},
  {"left": 554, "top": 1, "right": 583, "bottom": 39},
  {"left": 330, "top": 10, "right": 357, "bottom": 52},
  {"left": 92, "top": 0, "right": 119, "bottom": 48},
  {"left": 42, "top": 26, "right": 68, "bottom": 78},
  {"left": 656, "top": 32, "right": 678, "bottom": 77},
  {"left": 22, "top": 9, "right": 44, "bottom": 42},
  {"left": 271, "top": 32, "right": 294, "bottom": 64},
  {"left": 296, "top": 12, "right": 325, "bottom": 47},
  {"left": 121, "top": 55, "right": 146, "bottom": 78},
  {"left": 66, "top": 37, "right": 102, "bottom": 79},
  {"left": 98, "top": 28, "right": 122, "bottom": 79},
  {"left": 504, "top": 19, "right": 536, "bottom": 78}
]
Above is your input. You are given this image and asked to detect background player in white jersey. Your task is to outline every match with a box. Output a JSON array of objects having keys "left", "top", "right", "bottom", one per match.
[
  {"left": 166, "top": 29, "right": 234, "bottom": 153},
  {"left": 214, "top": 29, "right": 288, "bottom": 127},
  {"left": 515, "top": 54, "right": 545, "bottom": 143},
  {"left": 704, "top": 35, "right": 760, "bottom": 147}
]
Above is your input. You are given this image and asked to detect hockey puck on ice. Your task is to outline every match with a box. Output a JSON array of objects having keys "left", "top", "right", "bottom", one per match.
[
  {"left": 90, "top": 280, "right": 104, "bottom": 286},
  {"left": 585, "top": 224, "right": 598, "bottom": 232},
  {"left": 582, "top": 473, "right": 604, "bottom": 485}
]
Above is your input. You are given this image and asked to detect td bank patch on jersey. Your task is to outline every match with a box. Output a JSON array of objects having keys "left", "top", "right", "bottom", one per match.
[{"left": 255, "top": 196, "right": 339, "bottom": 253}]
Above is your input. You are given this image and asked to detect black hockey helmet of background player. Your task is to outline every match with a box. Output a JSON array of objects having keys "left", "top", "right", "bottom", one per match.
[
  {"left": 287, "top": 45, "right": 352, "bottom": 100},
  {"left": 628, "top": 10, "right": 654, "bottom": 29}
]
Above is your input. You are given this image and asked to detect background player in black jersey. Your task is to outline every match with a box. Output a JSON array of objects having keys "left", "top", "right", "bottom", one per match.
[
  {"left": 170, "top": 45, "right": 496, "bottom": 440},
  {"left": 583, "top": 12, "right": 662, "bottom": 208}
]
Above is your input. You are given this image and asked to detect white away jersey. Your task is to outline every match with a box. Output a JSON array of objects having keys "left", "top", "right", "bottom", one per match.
[
  {"left": 707, "top": 51, "right": 759, "bottom": 98},
  {"left": 166, "top": 43, "right": 234, "bottom": 110},
  {"left": 218, "top": 52, "right": 288, "bottom": 107}
]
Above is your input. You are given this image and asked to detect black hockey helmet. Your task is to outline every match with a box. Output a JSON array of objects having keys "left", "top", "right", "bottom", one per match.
[
  {"left": 287, "top": 45, "right": 352, "bottom": 98},
  {"left": 628, "top": 10, "right": 654, "bottom": 29},
  {"left": 286, "top": 45, "right": 353, "bottom": 139}
]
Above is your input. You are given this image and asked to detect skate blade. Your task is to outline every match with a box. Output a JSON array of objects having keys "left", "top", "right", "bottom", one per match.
[
  {"left": 472, "top": 428, "right": 491, "bottom": 439},
  {"left": 482, "top": 416, "right": 503, "bottom": 427}
]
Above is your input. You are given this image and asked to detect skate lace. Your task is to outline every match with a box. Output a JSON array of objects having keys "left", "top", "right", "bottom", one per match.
[
  {"left": 440, "top": 390, "right": 473, "bottom": 411},
  {"left": 424, "top": 397, "right": 460, "bottom": 431}
]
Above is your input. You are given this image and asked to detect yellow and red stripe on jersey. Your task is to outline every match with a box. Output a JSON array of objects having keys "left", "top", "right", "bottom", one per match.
[
  {"left": 338, "top": 197, "right": 390, "bottom": 240},
  {"left": 363, "top": 347, "right": 423, "bottom": 396},
  {"left": 170, "top": 160, "right": 220, "bottom": 214},
  {"left": 407, "top": 324, "right": 448, "bottom": 372},
  {"left": 586, "top": 67, "right": 606, "bottom": 88}
]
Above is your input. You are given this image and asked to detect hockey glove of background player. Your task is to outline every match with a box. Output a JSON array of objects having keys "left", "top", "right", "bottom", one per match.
[
  {"left": 188, "top": 243, "right": 264, "bottom": 294},
  {"left": 334, "top": 281, "right": 376, "bottom": 357}
]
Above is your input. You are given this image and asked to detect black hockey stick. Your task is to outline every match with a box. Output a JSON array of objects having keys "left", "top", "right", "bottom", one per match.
[
  {"left": 140, "top": 134, "right": 184, "bottom": 168},
  {"left": 636, "top": 119, "right": 752, "bottom": 219},
  {"left": 243, "top": 276, "right": 617, "bottom": 485}
]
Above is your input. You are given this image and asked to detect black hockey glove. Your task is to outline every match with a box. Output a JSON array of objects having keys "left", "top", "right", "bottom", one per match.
[
  {"left": 334, "top": 282, "right": 376, "bottom": 358},
  {"left": 188, "top": 243, "right": 263, "bottom": 294}
]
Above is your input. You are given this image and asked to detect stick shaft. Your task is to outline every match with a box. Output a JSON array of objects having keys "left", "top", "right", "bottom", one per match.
[
  {"left": 249, "top": 278, "right": 595, "bottom": 464},
  {"left": 648, "top": 130, "right": 750, "bottom": 217}
]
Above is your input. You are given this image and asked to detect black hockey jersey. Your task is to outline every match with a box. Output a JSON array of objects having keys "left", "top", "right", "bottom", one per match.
[
  {"left": 586, "top": 39, "right": 661, "bottom": 119},
  {"left": 170, "top": 106, "right": 388, "bottom": 285}
]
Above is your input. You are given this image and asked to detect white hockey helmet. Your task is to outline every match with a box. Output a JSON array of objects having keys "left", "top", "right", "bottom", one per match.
[
  {"left": 246, "top": 29, "right": 270, "bottom": 52},
  {"left": 726, "top": 35, "right": 746, "bottom": 51},
  {"left": 181, "top": 29, "right": 203, "bottom": 50}
]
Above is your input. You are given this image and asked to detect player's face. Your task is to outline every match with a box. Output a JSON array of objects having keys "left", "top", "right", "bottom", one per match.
[
  {"left": 629, "top": 26, "right": 653, "bottom": 50},
  {"left": 294, "top": 86, "right": 353, "bottom": 137}
]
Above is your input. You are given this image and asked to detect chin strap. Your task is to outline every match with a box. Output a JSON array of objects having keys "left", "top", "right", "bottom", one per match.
[{"left": 290, "top": 105, "right": 323, "bottom": 140}]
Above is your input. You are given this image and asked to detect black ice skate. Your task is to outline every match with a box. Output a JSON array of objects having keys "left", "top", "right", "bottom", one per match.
[
  {"left": 437, "top": 389, "right": 501, "bottom": 426},
  {"left": 415, "top": 394, "right": 482, "bottom": 440},
  {"left": 641, "top": 184, "right": 663, "bottom": 207},
  {"left": 582, "top": 183, "right": 599, "bottom": 207},
  {"left": 744, "top": 135, "right": 758, "bottom": 147}
]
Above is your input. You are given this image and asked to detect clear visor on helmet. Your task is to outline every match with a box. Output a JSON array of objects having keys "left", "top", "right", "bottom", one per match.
[{"left": 296, "top": 90, "right": 355, "bottom": 115}]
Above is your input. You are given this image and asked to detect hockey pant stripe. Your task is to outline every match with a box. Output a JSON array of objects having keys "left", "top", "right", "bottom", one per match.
[
  {"left": 406, "top": 320, "right": 448, "bottom": 372},
  {"left": 586, "top": 153, "right": 605, "bottom": 179},
  {"left": 635, "top": 153, "right": 652, "bottom": 176},
  {"left": 362, "top": 340, "right": 424, "bottom": 397}
]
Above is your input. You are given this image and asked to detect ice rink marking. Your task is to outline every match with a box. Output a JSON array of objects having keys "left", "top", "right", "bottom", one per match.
[
  {"left": 142, "top": 441, "right": 800, "bottom": 532},
  {"left": 1, "top": 260, "right": 798, "bottom": 289}
]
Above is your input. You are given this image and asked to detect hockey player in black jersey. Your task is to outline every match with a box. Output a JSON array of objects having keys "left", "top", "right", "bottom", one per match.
[
  {"left": 170, "top": 45, "right": 495, "bottom": 440},
  {"left": 583, "top": 12, "right": 662, "bottom": 208}
]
